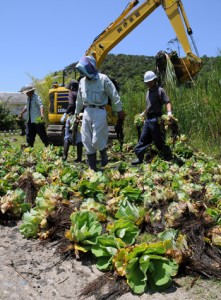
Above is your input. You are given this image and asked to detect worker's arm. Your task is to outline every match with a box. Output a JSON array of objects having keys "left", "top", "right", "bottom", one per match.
[
  {"left": 19, "top": 106, "right": 27, "bottom": 118},
  {"left": 40, "top": 106, "right": 44, "bottom": 118},
  {"left": 105, "top": 77, "right": 122, "bottom": 112},
  {"left": 75, "top": 89, "right": 84, "bottom": 115},
  {"left": 166, "top": 102, "right": 172, "bottom": 116}
]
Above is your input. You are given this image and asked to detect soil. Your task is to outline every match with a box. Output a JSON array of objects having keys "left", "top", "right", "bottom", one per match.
[{"left": 0, "top": 222, "right": 221, "bottom": 300}]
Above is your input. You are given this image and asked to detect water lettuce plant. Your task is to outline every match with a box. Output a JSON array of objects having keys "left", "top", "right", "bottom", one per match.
[{"left": 66, "top": 211, "right": 102, "bottom": 253}]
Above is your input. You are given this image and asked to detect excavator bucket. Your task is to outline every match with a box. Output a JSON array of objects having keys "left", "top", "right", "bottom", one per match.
[{"left": 156, "top": 51, "right": 202, "bottom": 84}]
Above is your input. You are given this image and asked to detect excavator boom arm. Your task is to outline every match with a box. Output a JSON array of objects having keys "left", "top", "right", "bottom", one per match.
[
  {"left": 85, "top": 0, "right": 202, "bottom": 78},
  {"left": 86, "top": 0, "right": 161, "bottom": 67}
]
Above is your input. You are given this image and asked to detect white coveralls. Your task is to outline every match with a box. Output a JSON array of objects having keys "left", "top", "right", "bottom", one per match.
[{"left": 75, "top": 73, "right": 122, "bottom": 154}]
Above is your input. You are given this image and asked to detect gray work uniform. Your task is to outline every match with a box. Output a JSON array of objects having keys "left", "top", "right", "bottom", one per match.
[{"left": 75, "top": 73, "right": 122, "bottom": 154}]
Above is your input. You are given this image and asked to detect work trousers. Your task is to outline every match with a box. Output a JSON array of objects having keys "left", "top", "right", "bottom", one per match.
[
  {"left": 134, "top": 117, "right": 165, "bottom": 159},
  {"left": 81, "top": 106, "right": 108, "bottom": 154},
  {"left": 64, "top": 120, "right": 82, "bottom": 145},
  {"left": 26, "top": 122, "right": 49, "bottom": 147}
]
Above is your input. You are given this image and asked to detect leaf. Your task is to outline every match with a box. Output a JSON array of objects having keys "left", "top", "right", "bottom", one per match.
[
  {"left": 91, "top": 234, "right": 125, "bottom": 270},
  {"left": 119, "top": 186, "right": 143, "bottom": 202},
  {"left": 147, "top": 259, "right": 178, "bottom": 291},
  {"left": 112, "top": 248, "right": 128, "bottom": 276},
  {"left": 126, "top": 257, "right": 147, "bottom": 294},
  {"left": 115, "top": 200, "right": 145, "bottom": 224},
  {"left": 108, "top": 219, "right": 139, "bottom": 245},
  {"left": 69, "top": 211, "right": 102, "bottom": 245}
]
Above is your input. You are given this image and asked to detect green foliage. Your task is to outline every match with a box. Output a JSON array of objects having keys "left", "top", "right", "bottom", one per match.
[
  {"left": 115, "top": 199, "right": 145, "bottom": 225},
  {"left": 60, "top": 167, "right": 79, "bottom": 184},
  {"left": 167, "top": 53, "right": 221, "bottom": 157},
  {"left": 91, "top": 234, "right": 125, "bottom": 270},
  {"left": 0, "top": 100, "right": 16, "bottom": 130},
  {"left": 19, "top": 208, "right": 46, "bottom": 238},
  {"left": 2, "top": 138, "right": 221, "bottom": 293},
  {"left": 69, "top": 211, "right": 102, "bottom": 246},
  {"left": 107, "top": 219, "right": 140, "bottom": 245},
  {"left": 116, "top": 242, "right": 178, "bottom": 294}
]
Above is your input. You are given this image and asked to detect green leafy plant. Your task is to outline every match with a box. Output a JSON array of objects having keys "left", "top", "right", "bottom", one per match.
[
  {"left": 91, "top": 234, "right": 125, "bottom": 270},
  {"left": 113, "top": 242, "right": 178, "bottom": 294},
  {"left": 66, "top": 211, "right": 102, "bottom": 253},
  {"left": 115, "top": 199, "right": 145, "bottom": 226},
  {"left": 107, "top": 219, "right": 139, "bottom": 245}
]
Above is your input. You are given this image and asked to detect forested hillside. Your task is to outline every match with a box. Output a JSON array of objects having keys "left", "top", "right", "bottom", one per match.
[{"left": 65, "top": 53, "right": 220, "bottom": 93}]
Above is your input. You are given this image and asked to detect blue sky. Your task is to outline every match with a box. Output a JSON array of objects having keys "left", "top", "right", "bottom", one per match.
[{"left": 0, "top": 0, "right": 220, "bottom": 92}]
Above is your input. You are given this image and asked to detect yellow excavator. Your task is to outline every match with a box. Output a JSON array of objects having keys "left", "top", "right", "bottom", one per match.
[{"left": 47, "top": 0, "right": 202, "bottom": 145}]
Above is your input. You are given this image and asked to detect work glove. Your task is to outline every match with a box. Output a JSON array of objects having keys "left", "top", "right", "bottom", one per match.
[
  {"left": 60, "top": 113, "right": 67, "bottom": 123},
  {"left": 139, "top": 110, "right": 146, "bottom": 117},
  {"left": 167, "top": 111, "right": 172, "bottom": 117}
]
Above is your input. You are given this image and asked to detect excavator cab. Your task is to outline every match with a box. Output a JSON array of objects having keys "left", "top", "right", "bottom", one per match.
[
  {"left": 46, "top": 85, "right": 69, "bottom": 145},
  {"left": 46, "top": 82, "right": 123, "bottom": 146}
]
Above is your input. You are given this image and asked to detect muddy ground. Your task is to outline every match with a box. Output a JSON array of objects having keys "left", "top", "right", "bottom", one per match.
[{"left": 0, "top": 222, "right": 220, "bottom": 300}]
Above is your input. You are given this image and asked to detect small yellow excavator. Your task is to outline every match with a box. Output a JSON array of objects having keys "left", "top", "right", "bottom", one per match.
[
  {"left": 46, "top": 81, "right": 69, "bottom": 145},
  {"left": 47, "top": 0, "right": 202, "bottom": 145}
]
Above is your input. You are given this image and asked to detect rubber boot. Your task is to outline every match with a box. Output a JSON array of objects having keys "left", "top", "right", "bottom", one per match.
[
  {"left": 87, "top": 153, "right": 97, "bottom": 171},
  {"left": 75, "top": 142, "right": 83, "bottom": 162},
  {"left": 160, "top": 145, "right": 173, "bottom": 161},
  {"left": 131, "top": 153, "right": 144, "bottom": 166},
  {"left": 100, "top": 148, "right": 108, "bottom": 167},
  {"left": 131, "top": 158, "right": 143, "bottom": 165},
  {"left": 62, "top": 141, "right": 70, "bottom": 161}
]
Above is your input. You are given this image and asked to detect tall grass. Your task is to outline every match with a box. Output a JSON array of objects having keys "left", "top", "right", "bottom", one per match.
[
  {"left": 122, "top": 90, "right": 146, "bottom": 143},
  {"left": 168, "top": 58, "right": 221, "bottom": 158}
]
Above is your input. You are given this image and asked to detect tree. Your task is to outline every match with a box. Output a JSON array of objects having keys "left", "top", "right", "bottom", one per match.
[{"left": 0, "top": 100, "right": 16, "bottom": 131}]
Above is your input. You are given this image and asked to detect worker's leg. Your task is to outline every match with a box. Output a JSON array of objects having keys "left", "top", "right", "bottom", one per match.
[
  {"left": 75, "top": 142, "right": 83, "bottom": 162},
  {"left": 35, "top": 124, "right": 49, "bottom": 147},
  {"left": 62, "top": 122, "right": 72, "bottom": 161},
  {"left": 91, "top": 109, "right": 109, "bottom": 166},
  {"left": 91, "top": 108, "right": 108, "bottom": 151},
  {"left": 26, "top": 122, "right": 36, "bottom": 147},
  {"left": 62, "top": 141, "right": 70, "bottom": 161},
  {"left": 151, "top": 119, "right": 172, "bottom": 160},
  {"left": 100, "top": 148, "right": 108, "bottom": 167},
  {"left": 81, "top": 108, "right": 95, "bottom": 154},
  {"left": 87, "top": 153, "right": 97, "bottom": 171},
  {"left": 81, "top": 108, "right": 97, "bottom": 170},
  {"left": 74, "top": 132, "right": 83, "bottom": 162},
  {"left": 132, "top": 119, "right": 152, "bottom": 165}
]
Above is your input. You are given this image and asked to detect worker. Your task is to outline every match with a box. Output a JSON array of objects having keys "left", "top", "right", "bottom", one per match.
[
  {"left": 19, "top": 85, "right": 49, "bottom": 148},
  {"left": 75, "top": 55, "right": 124, "bottom": 171},
  {"left": 132, "top": 71, "right": 173, "bottom": 165},
  {"left": 60, "top": 79, "right": 83, "bottom": 162}
]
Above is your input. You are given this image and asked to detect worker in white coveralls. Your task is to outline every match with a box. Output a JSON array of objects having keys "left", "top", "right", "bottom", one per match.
[{"left": 75, "top": 56, "right": 124, "bottom": 171}]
